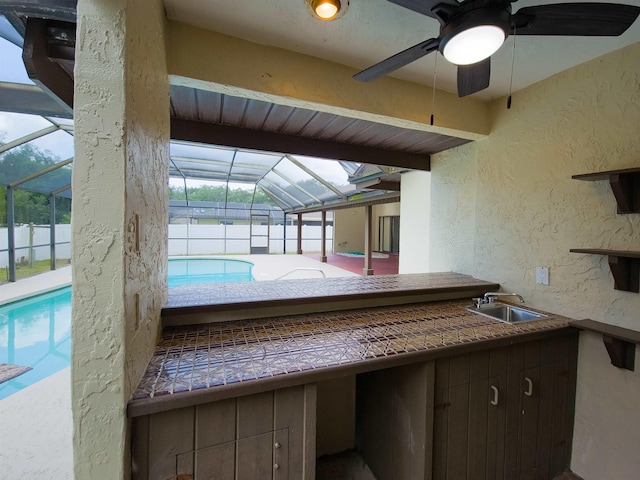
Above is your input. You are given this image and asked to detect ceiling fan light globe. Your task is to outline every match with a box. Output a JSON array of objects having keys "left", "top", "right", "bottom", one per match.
[
  {"left": 313, "top": 0, "right": 340, "bottom": 20},
  {"left": 442, "top": 25, "right": 505, "bottom": 65}
]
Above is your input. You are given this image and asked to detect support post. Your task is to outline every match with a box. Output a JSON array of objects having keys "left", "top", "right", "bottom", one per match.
[
  {"left": 7, "top": 185, "right": 16, "bottom": 282},
  {"left": 283, "top": 212, "right": 287, "bottom": 254},
  {"left": 72, "top": 0, "right": 169, "bottom": 477},
  {"left": 297, "top": 213, "right": 303, "bottom": 254},
  {"left": 363, "top": 205, "right": 374, "bottom": 276},
  {"left": 28, "top": 223, "right": 34, "bottom": 267},
  {"left": 321, "top": 210, "right": 327, "bottom": 263},
  {"left": 22, "top": 17, "right": 74, "bottom": 112},
  {"left": 50, "top": 194, "right": 56, "bottom": 270}
]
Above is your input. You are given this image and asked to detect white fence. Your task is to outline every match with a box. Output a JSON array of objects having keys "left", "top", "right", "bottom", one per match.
[
  {"left": 0, "top": 224, "right": 71, "bottom": 268},
  {"left": 168, "top": 224, "right": 333, "bottom": 255},
  {"left": 0, "top": 223, "right": 333, "bottom": 268}
]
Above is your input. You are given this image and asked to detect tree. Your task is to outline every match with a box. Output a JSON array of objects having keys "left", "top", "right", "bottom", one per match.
[
  {"left": 169, "top": 184, "right": 276, "bottom": 206},
  {"left": 0, "top": 139, "right": 72, "bottom": 226}
]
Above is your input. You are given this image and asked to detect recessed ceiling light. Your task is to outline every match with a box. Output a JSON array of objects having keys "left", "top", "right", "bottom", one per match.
[{"left": 312, "top": 0, "right": 341, "bottom": 20}]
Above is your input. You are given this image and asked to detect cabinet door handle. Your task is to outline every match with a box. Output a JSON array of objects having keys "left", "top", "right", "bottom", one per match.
[
  {"left": 490, "top": 385, "right": 499, "bottom": 406},
  {"left": 524, "top": 377, "right": 533, "bottom": 397}
]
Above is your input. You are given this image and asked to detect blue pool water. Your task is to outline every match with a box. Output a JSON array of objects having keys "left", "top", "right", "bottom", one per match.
[
  {"left": 0, "top": 286, "right": 72, "bottom": 400},
  {"left": 0, "top": 259, "right": 254, "bottom": 399},
  {"left": 168, "top": 258, "right": 254, "bottom": 287}
]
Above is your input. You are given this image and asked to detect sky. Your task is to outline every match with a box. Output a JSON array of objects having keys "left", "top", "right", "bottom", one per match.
[
  {"left": 0, "top": 24, "right": 354, "bottom": 193},
  {"left": 0, "top": 35, "right": 75, "bottom": 161}
]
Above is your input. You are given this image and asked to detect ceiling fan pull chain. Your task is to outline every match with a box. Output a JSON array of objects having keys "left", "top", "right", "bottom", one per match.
[
  {"left": 507, "top": 26, "right": 516, "bottom": 109},
  {"left": 431, "top": 53, "right": 438, "bottom": 125}
]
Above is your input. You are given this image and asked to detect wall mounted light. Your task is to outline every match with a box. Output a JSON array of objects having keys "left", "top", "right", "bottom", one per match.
[{"left": 312, "top": 0, "right": 341, "bottom": 20}]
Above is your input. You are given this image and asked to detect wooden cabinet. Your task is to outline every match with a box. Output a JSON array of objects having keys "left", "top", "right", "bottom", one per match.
[
  {"left": 131, "top": 384, "right": 316, "bottom": 480},
  {"left": 132, "top": 332, "right": 577, "bottom": 480},
  {"left": 432, "top": 333, "right": 578, "bottom": 480},
  {"left": 433, "top": 348, "right": 508, "bottom": 480}
]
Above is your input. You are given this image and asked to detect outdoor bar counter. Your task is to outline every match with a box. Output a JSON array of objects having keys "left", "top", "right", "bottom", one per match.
[
  {"left": 128, "top": 272, "right": 578, "bottom": 480},
  {"left": 128, "top": 272, "right": 574, "bottom": 417}
]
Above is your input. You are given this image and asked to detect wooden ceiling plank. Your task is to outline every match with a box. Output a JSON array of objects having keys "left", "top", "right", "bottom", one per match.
[{"left": 242, "top": 99, "right": 274, "bottom": 130}]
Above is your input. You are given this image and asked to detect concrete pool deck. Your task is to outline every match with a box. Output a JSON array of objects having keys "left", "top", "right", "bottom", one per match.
[
  {"left": 0, "top": 266, "right": 72, "bottom": 306},
  {"left": 0, "top": 254, "right": 355, "bottom": 479}
]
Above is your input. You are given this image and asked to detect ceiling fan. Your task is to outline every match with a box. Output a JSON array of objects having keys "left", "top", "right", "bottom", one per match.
[{"left": 354, "top": 0, "right": 640, "bottom": 97}]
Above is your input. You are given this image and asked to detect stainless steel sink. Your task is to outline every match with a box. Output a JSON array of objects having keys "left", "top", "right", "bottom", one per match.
[{"left": 466, "top": 303, "right": 547, "bottom": 323}]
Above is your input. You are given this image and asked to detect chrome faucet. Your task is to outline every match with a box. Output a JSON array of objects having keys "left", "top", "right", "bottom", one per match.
[{"left": 483, "top": 292, "right": 525, "bottom": 304}]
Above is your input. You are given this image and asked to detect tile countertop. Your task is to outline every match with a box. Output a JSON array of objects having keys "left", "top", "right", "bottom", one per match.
[
  {"left": 162, "top": 272, "right": 503, "bottom": 325},
  {"left": 128, "top": 297, "right": 573, "bottom": 417},
  {"left": 164, "top": 272, "right": 500, "bottom": 312}
]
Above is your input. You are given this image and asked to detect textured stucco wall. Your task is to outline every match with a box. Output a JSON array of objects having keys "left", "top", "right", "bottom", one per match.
[
  {"left": 428, "top": 144, "right": 478, "bottom": 275},
  {"left": 428, "top": 43, "right": 640, "bottom": 479},
  {"left": 399, "top": 170, "right": 431, "bottom": 273},
  {"left": 333, "top": 204, "right": 401, "bottom": 253},
  {"left": 72, "top": 0, "right": 169, "bottom": 478},
  {"left": 334, "top": 208, "right": 365, "bottom": 253},
  {"left": 572, "top": 332, "right": 640, "bottom": 479}
]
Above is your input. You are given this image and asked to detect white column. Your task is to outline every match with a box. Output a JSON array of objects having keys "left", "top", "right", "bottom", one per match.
[
  {"left": 72, "top": 0, "right": 169, "bottom": 478},
  {"left": 399, "top": 170, "right": 431, "bottom": 274},
  {"left": 297, "top": 213, "right": 303, "bottom": 254},
  {"left": 363, "top": 205, "right": 374, "bottom": 276},
  {"left": 321, "top": 210, "right": 327, "bottom": 262}
]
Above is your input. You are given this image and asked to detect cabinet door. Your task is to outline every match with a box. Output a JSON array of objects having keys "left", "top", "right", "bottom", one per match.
[
  {"left": 175, "top": 428, "right": 289, "bottom": 479},
  {"left": 514, "top": 336, "right": 578, "bottom": 480},
  {"left": 502, "top": 335, "right": 577, "bottom": 480},
  {"left": 433, "top": 348, "right": 509, "bottom": 480},
  {"left": 432, "top": 334, "right": 577, "bottom": 480},
  {"left": 177, "top": 440, "right": 235, "bottom": 479},
  {"left": 236, "top": 430, "right": 284, "bottom": 480},
  {"left": 485, "top": 350, "right": 509, "bottom": 480},
  {"left": 133, "top": 384, "right": 316, "bottom": 480},
  {"left": 517, "top": 365, "right": 543, "bottom": 480}
]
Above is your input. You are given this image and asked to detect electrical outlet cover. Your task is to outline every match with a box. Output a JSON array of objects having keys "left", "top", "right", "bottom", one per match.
[{"left": 536, "top": 266, "right": 549, "bottom": 285}]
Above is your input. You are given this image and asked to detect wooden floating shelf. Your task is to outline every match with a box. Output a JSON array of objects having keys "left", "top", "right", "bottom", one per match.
[
  {"left": 572, "top": 167, "right": 640, "bottom": 214},
  {"left": 570, "top": 319, "right": 639, "bottom": 371},
  {"left": 570, "top": 249, "right": 640, "bottom": 293}
]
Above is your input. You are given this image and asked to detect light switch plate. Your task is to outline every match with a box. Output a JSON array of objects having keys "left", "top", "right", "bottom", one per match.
[{"left": 536, "top": 266, "right": 549, "bottom": 285}]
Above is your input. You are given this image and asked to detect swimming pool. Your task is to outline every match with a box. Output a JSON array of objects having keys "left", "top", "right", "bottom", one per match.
[
  {"left": 0, "top": 286, "right": 71, "bottom": 400},
  {"left": 168, "top": 258, "right": 254, "bottom": 287},
  {"left": 0, "top": 259, "right": 254, "bottom": 399}
]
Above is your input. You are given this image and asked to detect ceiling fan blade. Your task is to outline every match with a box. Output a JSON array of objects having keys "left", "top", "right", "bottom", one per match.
[
  {"left": 387, "top": 0, "right": 459, "bottom": 20},
  {"left": 353, "top": 38, "right": 439, "bottom": 82},
  {"left": 512, "top": 3, "right": 640, "bottom": 36},
  {"left": 457, "top": 57, "right": 491, "bottom": 97}
]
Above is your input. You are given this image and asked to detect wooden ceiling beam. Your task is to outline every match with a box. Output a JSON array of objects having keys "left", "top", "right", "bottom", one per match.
[
  {"left": 22, "top": 17, "right": 74, "bottom": 113},
  {"left": 171, "top": 117, "right": 431, "bottom": 171},
  {"left": 356, "top": 179, "right": 401, "bottom": 192}
]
